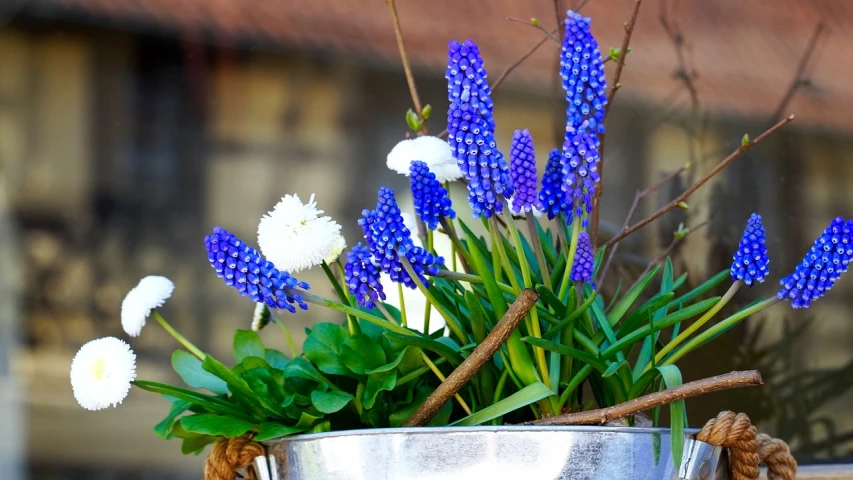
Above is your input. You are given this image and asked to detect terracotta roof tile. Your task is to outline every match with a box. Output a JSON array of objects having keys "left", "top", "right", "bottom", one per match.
[{"left": 24, "top": 0, "right": 850, "bottom": 130}]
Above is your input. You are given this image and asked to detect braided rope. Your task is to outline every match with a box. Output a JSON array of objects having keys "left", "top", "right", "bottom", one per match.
[
  {"left": 697, "top": 411, "right": 797, "bottom": 480},
  {"left": 203, "top": 435, "right": 265, "bottom": 480}
]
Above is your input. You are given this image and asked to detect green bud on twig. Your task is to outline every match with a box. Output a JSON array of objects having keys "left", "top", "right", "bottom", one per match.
[
  {"left": 406, "top": 109, "right": 423, "bottom": 132},
  {"left": 673, "top": 223, "right": 690, "bottom": 241},
  {"left": 421, "top": 104, "right": 432, "bottom": 120},
  {"left": 676, "top": 201, "right": 689, "bottom": 211},
  {"left": 608, "top": 47, "right": 633, "bottom": 63},
  {"left": 530, "top": 17, "right": 540, "bottom": 27},
  {"left": 741, "top": 134, "right": 750, "bottom": 148}
]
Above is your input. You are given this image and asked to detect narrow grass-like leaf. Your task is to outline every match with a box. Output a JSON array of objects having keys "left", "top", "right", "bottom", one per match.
[
  {"left": 450, "top": 382, "right": 554, "bottom": 426},
  {"left": 132, "top": 381, "right": 252, "bottom": 420},
  {"left": 384, "top": 332, "right": 464, "bottom": 366},
  {"left": 544, "top": 291, "right": 598, "bottom": 338},
  {"left": 522, "top": 337, "right": 609, "bottom": 372},
  {"left": 536, "top": 285, "right": 567, "bottom": 318},
  {"left": 607, "top": 266, "right": 661, "bottom": 325},
  {"left": 666, "top": 269, "right": 728, "bottom": 310},
  {"left": 656, "top": 365, "right": 685, "bottom": 470},
  {"left": 592, "top": 246, "right": 607, "bottom": 280}
]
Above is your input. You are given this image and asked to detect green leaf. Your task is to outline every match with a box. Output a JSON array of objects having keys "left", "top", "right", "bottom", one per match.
[
  {"left": 390, "top": 386, "right": 451, "bottom": 427},
  {"left": 171, "top": 350, "right": 229, "bottom": 395},
  {"left": 602, "top": 359, "right": 628, "bottom": 378},
  {"left": 667, "top": 269, "right": 728, "bottom": 310},
  {"left": 132, "top": 381, "right": 252, "bottom": 420},
  {"left": 522, "top": 337, "right": 608, "bottom": 373},
  {"left": 310, "top": 390, "right": 354, "bottom": 414},
  {"left": 672, "top": 272, "right": 688, "bottom": 291},
  {"left": 154, "top": 399, "right": 192, "bottom": 439},
  {"left": 254, "top": 423, "right": 308, "bottom": 442},
  {"left": 405, "top": 108, "right": 423, "bottom": 132},
  {"left": 465, "top": 291, "right": 489, "bottom": 344},
  {"left": 233, "top": 330, "right": 266, "bottom": 363},
  {"left": 461, "top": 220, "right": 508, "bottom": 318},
  {"left": 592, "top": 245, "right": 607, "bottom": 280},
  {"left": 535, "top": 285, "right": 567, "bottom": 318},
  {"left": 363, "top": 370, "right": 396, "bottom": 409},
  {"left": 340, "top": 334, "right": 387, "bottom": 375},
  {"left": 450, "top": 382, "right": 554, "bottom": 426},
  {"left": 607, "top": 266, "right": 661, "bottom": 325},
  {"left": 179, "top": 414, "right": 255, "bottom": 438},
  {"left": 543, "top": 291, "right": 597, "bottom": 338},
  {"left": 201, "top": 356, "right": 264, "bottom": 413},
  {"left": 284, "top": 357, "right": 330, "bottom": 385},
  {"left": 303, "top": 322, "right": 351, "bottom": 375},
  {"left": 264, "top": 349, "right": 290, "bottom": 370},
  {"left": 617, "top": 292, "right": 674, "bottom": 338},
  {"left": 294, "top": 411, "right": 323, "bottom": 429},
  {"left": 656, "top": 365, "right": 685, "bottom": 470},
  {"left": 384, "top": 332, "right": 464, "bottom": 366}
]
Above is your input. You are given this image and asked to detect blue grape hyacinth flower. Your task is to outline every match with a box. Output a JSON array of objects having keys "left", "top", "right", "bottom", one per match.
[
  {"left": 410, "top": 160, "right": 456, "bottom": 230},
  {"left": 561, "top": 10, "right": 607, "bottom": 136},
  {"left": 358, "top": 187, "right": 444, "bottom": 289},
  {"left": 570, "top": 230, "right": 595, "bottom": 284},
  {"left": 204, "top": 227, "right": 310, "bottom": 313},
  {"left": 778, "top": 216, "right": 853, "bottom": 309},
  {"left": 344, "top": 243, "right": 386, "bottom": 310},
  {"left": 731, "top": 213, "right": 769, "bottom": 286},
  {"left": 509, "top": 129, "right": 544, "bottom": 214},
  {"left": 562, "top": 130, "right": 601, "bottom": 226},
  {"left": 446, "top": 39, "right": 495, "bottom": 132},
  {"left": 538, "top": 148, "right": 566, "bottom": 220}
]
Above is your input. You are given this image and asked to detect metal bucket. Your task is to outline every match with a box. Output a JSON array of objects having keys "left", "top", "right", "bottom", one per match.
[{"left": 248, "top": 426, "right": 728, "bottom": 480}]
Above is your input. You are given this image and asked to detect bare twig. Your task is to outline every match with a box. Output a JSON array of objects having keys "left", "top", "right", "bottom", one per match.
[
  {"left": 575, "top": 0, "right": 593, "bottom": 13},
  {"left": 769, "top": 22, "right": 824, "bottom": 125},
  {"left": 596, "top": 164, "right": 688, "bottom": 285},
  {"left": 659, "top": 0, "right": 699, "bottom": 116},
  {"left": 603, "top": 115, "right": 795, "bottom": 249},
  {"left": 385, "top": 0, "right": 427, "bottom": 133},
  {"left": 554, "top": 0, "right": 564, "bottom": 42},
  {"left": 530, "top": 370, "right": 762, "bottom": 425},
  {"left": 507, "top": 17, "right": 560, "bottom": 45},
  {"left": 404, "top": 289, "right": 539, "bottom": 426},
  {"left": 591, "top": 0, "right": 644, "bottom": 245}
]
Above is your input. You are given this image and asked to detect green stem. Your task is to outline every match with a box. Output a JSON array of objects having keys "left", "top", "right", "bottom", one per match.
[
  {"left": 323, "top": 261, "right": 358, "bottom": 331},
  {"left": 557, "top": 364, "right": 593, "bottom": 412},
  {"left": 400, "top": 257, "right": 467, "bottom": 343},
  {"left": 427, "top": 229, "right": 435, "bottom": 254},
  {"left": 299, "top": 291, "right": 415, "bottom": 336},
  {"left": 489, "top": 216, "right": 521, "bottom": 293},
  {"left": 526, "top": 212, "right": 551, "bottom": 289},
  {"left": 440, "top": 216, "right": 472, "bottom": 274},
  {"left": 432, "top": 270, "right": 515, "bottom": 294},
  {"left": 662, "top": 296, "right": 781, "bottom": 366},
  {"left": 153, "top": 311, "right": 204, "bottom": 360},
  {"left": 558, "top": 220, "right": 582, "bottom": 300},
  {"left": 273, "top": 318, "right": 298, "bottom": 358},
  {"left": 646, "top": 280, "right": 742, "bottom": 373},
  {"left": 397, "top": 282, "right": 408, "bottom": 328}
]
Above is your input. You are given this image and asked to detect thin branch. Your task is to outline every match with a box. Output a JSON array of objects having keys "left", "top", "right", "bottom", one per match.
[
  {"left": 404, "top": 289, "right": 539, "bottom": 426},
  {"left": 604, "top": 115, "right": 795, "bottom": 248},
  {"left": 597, "top": 164, "right": 688, "bottom": 286},
  {"left": 591, "top": 0, "right": 644, "bottom": 245},
  {"left": 575, "top": 0, "right": 593, "bottom": 13},
  {"left": 530, "top": 370, "right": 763, "bottom": 425},
  {"left": 769, "top": 22, "right": 825, "bottom": 125},
  {"left": 506, "top": 17, "right": 560, "bottom": 45},
  {"left": 553, "top": 0, "right": 564, "bottom": 42},
  {"left": 385, "top": 0, "right": 427, "bottom": 133}
]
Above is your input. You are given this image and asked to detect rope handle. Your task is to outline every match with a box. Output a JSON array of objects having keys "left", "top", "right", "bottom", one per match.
[
  {"left": 203, "top": 411, "right": 797, "bottom": 480},
  {"left": 698, "top": 411, "right": 797, "bottom": 480}
]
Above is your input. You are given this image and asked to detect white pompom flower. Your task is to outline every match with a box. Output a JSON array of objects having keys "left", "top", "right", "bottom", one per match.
[
  {"left": 70, "top": 337, "right": 137, "bottom": 411},
  {"left": 121, "top": 275, "right": 174, "bottom": 337},
  {"left": 258, "top": 193, "right": 346, "bottom": 273},
  {"left": 252, "top": 303, "right": 272, "bottom": 332},
  {"left": 323, "top": 235, "right": 347, "bottom": 265},
  {"left": 387, "top": 136, "right": 463, "bottom": 183}
]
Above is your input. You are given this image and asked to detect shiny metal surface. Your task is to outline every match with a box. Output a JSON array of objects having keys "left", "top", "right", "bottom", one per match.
[{"left": 250, "top": 426, "right": 727, "bottom": 480}]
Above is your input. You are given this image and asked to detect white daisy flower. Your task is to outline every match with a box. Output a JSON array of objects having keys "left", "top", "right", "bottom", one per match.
[
  {"left": 121, "top": 275, "right": 174, "bottom": 337},
  {"left": 258, "top": 193, "right": 345, "bottom": 273},
  {"left": 386, "top": 136, "right": 463, "bottom": 183},
  {"left": 323, "top": 235, "right": 347, "bottom": 265},
  {"left": 252, "top": 303, "right": 272, "bottom": 332},
  {"left": 70, "top": 337, "right": 137, "bottom": 411}
]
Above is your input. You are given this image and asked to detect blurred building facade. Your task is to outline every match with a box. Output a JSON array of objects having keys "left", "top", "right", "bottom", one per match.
[{"left": 1, "top": 0, "right": 853, "bottom": 477}]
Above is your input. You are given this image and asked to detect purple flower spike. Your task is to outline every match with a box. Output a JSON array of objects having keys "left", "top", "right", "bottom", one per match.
[
  {"left": 731, "top": 213, "right": 769, "bottom": 286},
  {"left": 509, "top": 129, "right": 544, "bottom": 214}
]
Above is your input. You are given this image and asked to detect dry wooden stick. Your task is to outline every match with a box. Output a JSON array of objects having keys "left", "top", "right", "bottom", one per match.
[
  {"left": 530, "top": 370, "right": 762, "bottom": 426},
  {"left": 604, "top": 114, "right": 794, "bottom": 248},
  {"left": 591, "top": 0, "right": 644, "bottom": 244},
  {"left": 404, "top": 289, "right": 539, "bottom": 427},
  {"left": 385, "top": 0, "right": 427, "bottom": 133}
]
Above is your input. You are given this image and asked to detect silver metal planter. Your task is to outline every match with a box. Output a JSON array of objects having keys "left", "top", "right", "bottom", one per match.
[{"left": 248, "top": 425, "right": 728, "bottom": 480}]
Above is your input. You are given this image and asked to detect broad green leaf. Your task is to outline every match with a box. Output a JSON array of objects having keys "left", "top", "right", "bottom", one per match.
[
  {"left": 543, "top": 291, "right": 598, "bottom": 338},
  {"left": 284, "top": 357, "right": 330, "bottom": 385},
  {"left": 254, "top": 423, "right": 308, "bottom": 442},
  {"left": 303, "top": 322, "right": 351, "bottom": 375},
  {"left": 390, "top": 386, "right": 452, "bottom": 427},
  {"left": 600, "top": 297, "right": 721, "bottom": 360},
  {"left": 154, "top": 399, "right": 192, "bottom": 439},
  {"left": 201, "top": 356, "right": 263, "bottom": 413},
  {"left": 177, "top": 427, "right": 217, "bottom": 455},
  {"left": 522, "top": 337, "right": 608, "bottom": 372},
  {"left": 264, "top": 349, "right": 290, "bottom": 370},
  {"left": 241, "top": 364, "right": 285, "bottom": 414},
  {"left": 171, "top": 350, "right": 229, "bottom": 395},
  {"left": 366, "top": 346, "right": 412, "bottom": 374},
  {"left": 308, "top": 420, "right": 332, "bottom": 434},
  {"left": 340, "top": 334, "right": 387, "bottom": 375},
  {"left": 607, "top": 266, "right": 661, "bottom": 325},
  {"left": 233, "top": 330, "right": 266, "bottom": 363},
  {"left": 180, "top": 414, "right": 255, "bottom": 438},
  {"left": 667, "top": 269, "right": 728, "bottom": 310},
  {"left": 383, "top": 332, "right": 464, "bottom": 367},
  {"left": 132, "top": 380, "right": 251, "bottom": 420},
  {"left": 310, "top": 390, "right": 354, "bottom": 414},
  {"left": 451, "top": 382, "right": 554, "bottom": 426},
  {"left": 294, "top": 411, "right": 323, "bottom": 429},
  {"left": 656, "top": 365, "right": 685, "bottom": 470},
  {"left": 362, "top": 370, "right": 396, "bottom": 409}
]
